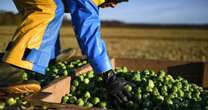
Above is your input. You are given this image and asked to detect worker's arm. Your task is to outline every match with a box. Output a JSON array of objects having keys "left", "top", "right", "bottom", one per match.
[
  {"left": 65, "top": 0, "right": 112, "bottom": 74},
  {"left": 64, "top": 0, "right": 133, "bottom": 105}
]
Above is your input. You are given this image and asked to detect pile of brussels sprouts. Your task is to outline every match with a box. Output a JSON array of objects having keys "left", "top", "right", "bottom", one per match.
[
  {"left": 1, "top": 59, "right": 208, "bottom": 110},
  {"left": 23, "top": 59, "right": 88, "bottom": 86},
  {"left": 62, "top": 67, "right": 208, "bottom": 110}
]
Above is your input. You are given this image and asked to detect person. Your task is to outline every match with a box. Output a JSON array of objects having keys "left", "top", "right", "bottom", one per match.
[{"left": 0, "top": 0, "right": 132, "bottom": 104}]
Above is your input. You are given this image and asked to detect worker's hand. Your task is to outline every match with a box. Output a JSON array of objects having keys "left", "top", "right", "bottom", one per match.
[
  {"left": 103, "top": 70, "right": 135, "bottom": 105},
  {"left": 99, "top": 0, "right": 117, "bottom": 8}
]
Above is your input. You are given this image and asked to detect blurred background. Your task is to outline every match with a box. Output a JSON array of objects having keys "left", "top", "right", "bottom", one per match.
[{"left": 0, "top": 0, "right": 208, "bottom": 61}]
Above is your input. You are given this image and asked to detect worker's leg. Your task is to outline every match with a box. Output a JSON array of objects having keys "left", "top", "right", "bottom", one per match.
[{"left": 3, "top": 0, "right": 64, "bottom": 74}]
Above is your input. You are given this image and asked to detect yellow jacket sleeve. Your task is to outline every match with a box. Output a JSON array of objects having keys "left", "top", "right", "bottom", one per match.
[{"left": 92, "top": 0, "right": 105, "bottom": 6}]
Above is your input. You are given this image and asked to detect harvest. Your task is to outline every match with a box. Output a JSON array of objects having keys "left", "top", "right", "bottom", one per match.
[
  {"left": 61, "top": 66, "right": 208, "bottom": 110},
  {"left": 1, "top": 59, "right": 208, "bottom": 110}
]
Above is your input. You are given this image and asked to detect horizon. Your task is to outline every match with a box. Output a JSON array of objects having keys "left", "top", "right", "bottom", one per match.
[{"left": 0, "top": 0, "right": 208, "bottom": 24}]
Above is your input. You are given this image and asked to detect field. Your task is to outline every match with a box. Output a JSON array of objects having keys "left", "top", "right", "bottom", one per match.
[{"left": 0, "top": 25, "right": 208, "bottom": 62}]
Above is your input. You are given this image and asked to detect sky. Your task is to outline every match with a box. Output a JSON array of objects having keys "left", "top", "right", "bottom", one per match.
[{"left": 0, "top": 0, "right": 208, "bottom": 24}]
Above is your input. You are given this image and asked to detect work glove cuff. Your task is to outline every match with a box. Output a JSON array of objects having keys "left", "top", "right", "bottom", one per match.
[{"left": 102, "top": 70, "right": 116, "bottom": 84}]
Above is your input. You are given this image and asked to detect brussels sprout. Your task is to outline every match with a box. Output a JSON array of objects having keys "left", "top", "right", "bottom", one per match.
[
  {"left": 52, "top": 68, "right": 59, "bottom": 73},
  {"left": 68, "top": 64, "right": 74, "bottom": 68},
  {"left": 96, "top": 76, "right": 103, "bottom": 82},
  {"left": 84, "top": 78, "right": 90, "bottom": 84},
  {"left": 77, "top": 98, "right": 84, "bottom": 106},
  {"left": 176, "top": 76, "right": 184, "bottom": 81},
  {"left": 131, "top": 73, "right": 141, "bottom": 82},
  {"left": 55, "top": 75, "right": 60, "bottom": 78},
  {"left": 70, "top": 85, "right": 76, "bottom": 92},
  {"left": 0, "top": 102, "right": 5, "bottom": 110},
  {"left": 155, "top": 95, "right": 164, "bottom": 103},
  {"left": 62, "top": 96, "right": 69, "bottom": 104},
  {"left": 45, "top": 68, "right": 50, "bottom": 73},
  {"left": 126, "top": 101, "right": 134, "bottom": 108},
  {"left": 63, "top": 70, "right": 68, "bottom": 76},
  {"left": 171, "top": 86, "right": 178, "bottom": 93},
  {"left": 183, "top": 84, "right": 190, "bottom": 92},
  {"left": 78, "top": 75, "right": 84, "bottom": 82},
  {"left": 150, "top": 70, "right": 156, "bottom": 76},
  {"left": 152, "top": 87, "right": 160, "bottom": 96},
  {"left": 146, "top": 86, "right": 153, "bottom": 92},
  {"left": 69, "top": 96, "right": 77, "bottom": 104},
  {"left": 135, "top": 94, "right": 142, "bottom": 102},
  {"left": 16, "top": 98, "right": 23, "bottom": 105},
  {"left": 147, "top": 80, "right": 155, "bottom": 89},
  {"left": 92, "top": 97, "right": 100, "bottom": 105},
  {"left": 122, "top": 67, "right": 128, "bottom": 73},
  {"left": 178, "top": 89, "right": 184, "bottom": 98},
  {"left": 135, "top": 87, "right": 142, "bottom": 94},
  {"left": 73, "top": 80, "right": 79, "bottom": 87},
  {"left": 84, "top": 91, "right": 91, "bottom": 98},
  {"left": 185, "top": 92, "right": 192, "bottom": 99},
  {"left": 99, "top": 101, "right": 107, "bottom": 109},
  {"left": 170, "top": 92, "right": 178, "bottom": 99},
  {"left": 160, "top": 86, "right": 168, "bottom": 95},
  {"left": 166, "top": 75, "right": 173, "bottom": 82},
  {"left": 124, "top": 84, "right": 132, "bottom": 92},
  {"left": 42, "top": 105, "right": 48, "bottom": 110},
  {"left": 158, "top": 70, "right": 166, "bottom": 77},
  {"left": 76, "top": 59, "right": 81, "bottom": 63},
  {"left": 182, "top": 80, "right": 189, "bottom": 86},
  {"left": 143, "top": 93, "right": 150, "bottom": 99},
  {"left": 61, "top": 65, "right": 67, "bottom": 70},
  {"left": 87, "top": 71, "right": 94, "bottom": 78},
  {"left": 143, "top": 69, "right": 150, "bottom": 75},
  {"left": 84, "top": 102, "right": 93, "bottom": 108},
  {"left": 175, "top": 81, "right": 182, "bottom": 89},
  {"left": 21, "top": 72, "right": 28, "bottom": 81},
  {"left": 6, "top": 97, "right": 16, "bottom": 106},
  {"left": 77, "top": 63, "right": 83, "bottom": 67},
  {"left": 83, "top": 60, "right": 87, "bottom": 64},
  {"left": 165, "top": 97, "right": 173, "bottom": 105}
]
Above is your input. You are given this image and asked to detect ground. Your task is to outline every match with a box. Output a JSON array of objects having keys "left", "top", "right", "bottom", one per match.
[{"left": 0, "top": 26, "right": 208, "bottom": 62}]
